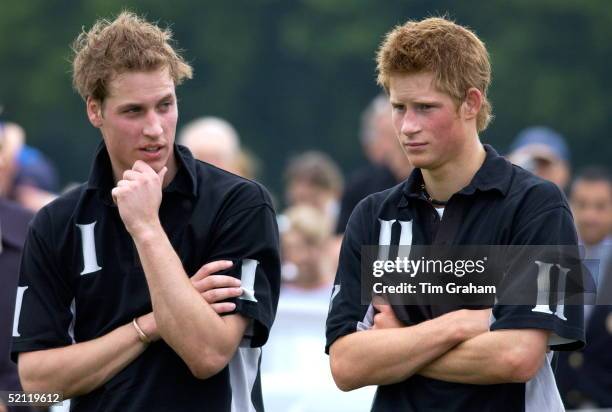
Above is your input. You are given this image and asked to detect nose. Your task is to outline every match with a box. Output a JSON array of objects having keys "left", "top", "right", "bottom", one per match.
[
  {"left": 400, "top": 111, "right": 421, "bottom": 136},
  {"left": 142, "top": 112, "right": 163, "bottom": 138}
]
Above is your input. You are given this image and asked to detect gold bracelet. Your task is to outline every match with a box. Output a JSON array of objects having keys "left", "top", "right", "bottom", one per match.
[{"left": 132, "top": 317, "right": 151, "bottom": 344}]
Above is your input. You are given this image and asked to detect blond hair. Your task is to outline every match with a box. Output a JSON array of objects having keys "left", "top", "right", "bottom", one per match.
[
  {"left": 376, "top": 17, "right": 492, "bottom": 131},
  {"left": 72, "top": 11, "right": 193, "bottom": 101},
  {"left": 284, "top": 205, "right": 332, "bottom": 246}
]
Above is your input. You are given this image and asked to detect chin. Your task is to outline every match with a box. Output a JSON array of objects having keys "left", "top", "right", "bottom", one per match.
[
  {"left": 406, "top": 157, "right": 432, "bottom": 170},
  {"left": 150, "top": 157, "right": 170, "bottom": 170}
]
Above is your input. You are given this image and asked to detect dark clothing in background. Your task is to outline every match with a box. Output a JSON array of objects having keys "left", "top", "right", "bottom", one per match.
[
  {"left": 0, "top": 199, "right": 33, "bottom": 411},
  {"left": 335, "top": 163, "right": 398, "bottom": 234},
  {"left": 555, "top": 257, "right": 612, "bottom": 408}
]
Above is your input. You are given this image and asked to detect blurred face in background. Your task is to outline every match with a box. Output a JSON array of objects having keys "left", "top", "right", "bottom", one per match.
[
  {"left": 0, "top": 123, "right": 24, "bottom": 197},
  {"left": 286, "top": 178, "right": 336, "bottom": 213},
  {"left": 509, "top": 148, "right": 570, "bottom": 190},
  {"left": 281, "top": 229, "right": 324, "bottom": 286},
  {"left": 538, "top": 163, "right": 569, "bottom": 190},
  {"left": 368, "top": 109, "right": 412, "bottom": 180},
  {"left": 365, "top": 110, "right": 398, "bottom": 164},
  {"left": 532, "top": 157, "right": 568, "bottom": 189},
  {"left": 570, "top": 179, "right": 612, "bottom": 246}
]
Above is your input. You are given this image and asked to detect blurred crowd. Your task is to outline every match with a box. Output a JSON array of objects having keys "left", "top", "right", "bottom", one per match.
[{"left": 1, "top": 94, "right": 611, "bottom": 411}]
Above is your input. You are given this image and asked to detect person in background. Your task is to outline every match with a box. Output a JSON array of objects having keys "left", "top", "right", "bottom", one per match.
[
  {"left": 507, "top": 126, "right": 571, "bottom": 191},
  {"left": 13, "top": 144, "right": 59, "bottom": 211},
  {"left": 555, "top": 166, "right": 612, "bottom": 409},
  {"left": 0, "top": 122, "right": 35, "bottom": 412},
  {"left": 330, "top": 96, "right": 413, "bottom": 276},
  {"left": 569, "top": 167, "right": 612, "bottom": 269},
  {"left": 0, "top": 122, "right": 24, "bottom": 199},
  {"left": 335, "top": 95, "right": 412, "bottom": 235},
  {"left": 0, "top": 121, "right": 58, "bottom": 212},
  {"left": 279, "top": 205, "right": 334, "bottom": 288},
  {"left": 262, "top": 204, "right": 375, "bottom": 411},
  {"left": 284, "top": 151, "right": 344, "bottom": 281},
  {"left": 178, "top": 116, "right": 258, "bottom": 178},
  {"left": 233, "top": 148, "right": 260, "bottom": 181},
  {"left": 284, "top": 151, "right": 344, "bottom": 228}
]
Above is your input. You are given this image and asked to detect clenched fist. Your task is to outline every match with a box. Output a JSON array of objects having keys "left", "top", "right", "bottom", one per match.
[{"left": 111, "top": 161, "right": 168, "bottom": 237}]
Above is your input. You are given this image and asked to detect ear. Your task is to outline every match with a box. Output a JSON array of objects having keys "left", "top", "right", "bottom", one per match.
[
  {"left": 86, "top": 96, "right": 104, "bottom": 128},
  {"left": 462, "top": 88, "right": 483, "bottom": 122}
]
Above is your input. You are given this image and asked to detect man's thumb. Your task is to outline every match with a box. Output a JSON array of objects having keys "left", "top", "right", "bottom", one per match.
[{"left": 158, "top": 166, "right": 168, "bottom": 183}]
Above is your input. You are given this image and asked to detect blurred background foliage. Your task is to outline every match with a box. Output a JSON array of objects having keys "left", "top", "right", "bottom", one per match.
[{"left": 0, "top": 0, "right": 610, "bottom": 197}]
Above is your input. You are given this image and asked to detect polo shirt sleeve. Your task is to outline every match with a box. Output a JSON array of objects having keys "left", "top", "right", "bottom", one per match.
[
  {"left": 11, "top": 212, "right": 74, "bottom": 362},
  {"left": 205, "top": 185, "right": 280, "bottom": 348},
  {"left": 490, "top": 182, "right": 585, "bottom": 350},
  {"left": 326, "top": 199, "right": 372, "bottom": 353}
]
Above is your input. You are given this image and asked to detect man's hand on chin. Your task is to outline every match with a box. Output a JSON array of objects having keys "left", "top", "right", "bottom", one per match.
[{"left": 111, "top": 161, "right": 167, "bottom": 238}]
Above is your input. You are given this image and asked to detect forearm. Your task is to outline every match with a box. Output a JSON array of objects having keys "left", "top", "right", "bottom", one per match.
[
  {"left": 330, "top": 312, "right": 465, "bottom": 390},
  {"left": 18, "top": 320, "right": 147, "bottom": 398},
  {"left": 133, "top": 225, "right": 245, "bottom": 377},
  {"left": 419, "top": 329, "right": 548, "bottom": 384}
]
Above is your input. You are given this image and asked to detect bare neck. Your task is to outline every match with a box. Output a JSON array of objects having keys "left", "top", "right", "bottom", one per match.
[{"left": 422, "top": 140, "right": 486, "bottom": 202}]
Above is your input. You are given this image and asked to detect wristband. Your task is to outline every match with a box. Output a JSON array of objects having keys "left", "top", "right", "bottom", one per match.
[{"left": 132, "top": 317, "right": 151, "bottom": 344}]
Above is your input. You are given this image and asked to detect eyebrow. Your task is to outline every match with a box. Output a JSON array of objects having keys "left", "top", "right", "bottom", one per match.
[
  {"left": 390, "top": 99, "right": 439, "bottom": 106},
  {"left": 116, "top": 93, "right": 175, "bottom": 111}
]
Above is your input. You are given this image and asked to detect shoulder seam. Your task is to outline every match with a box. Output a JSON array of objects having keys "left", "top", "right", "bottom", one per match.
[
  {"left": 221, "top": 202, "right": 275, "bottom": 224},
  {"left": 514, "top": 203, "right": 572, "bottom": 235}
]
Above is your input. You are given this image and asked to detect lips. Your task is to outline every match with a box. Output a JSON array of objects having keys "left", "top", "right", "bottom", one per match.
[
  {"left": 140, "top": 145, "right": 163, "bottom": 152},
  {"left": 403, "top": 142, "right": 428, "bottom": 148},
  {"left": 138, "top": 145, "right": 165, "bottom": 160}
]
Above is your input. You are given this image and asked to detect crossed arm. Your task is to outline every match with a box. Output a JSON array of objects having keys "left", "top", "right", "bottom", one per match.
[
  {"left": 18, "top": 262, "right": 243, "bottom": 398},
  {"left": 19, "top": 162, "right": 250, "bottom": 397},
  {"left": 329, "top": 303, "right": 549, "bottom": 390}
]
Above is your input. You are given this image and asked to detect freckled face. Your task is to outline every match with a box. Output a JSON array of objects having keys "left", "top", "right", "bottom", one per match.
[{"left": 389, "top": 72, "right": 469, "bottom": 171}]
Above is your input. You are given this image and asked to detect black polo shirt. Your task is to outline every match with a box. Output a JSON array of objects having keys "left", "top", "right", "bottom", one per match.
[
  {"left": 11, "top": 143, "right": 280, "bottom": 412},
  {"left": 326, "top": 144, "right": 584, "bottom": 412}
]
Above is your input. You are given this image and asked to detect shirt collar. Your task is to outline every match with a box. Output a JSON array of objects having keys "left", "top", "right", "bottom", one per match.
[
  {"left": 399, "top": 144, "right": 513, "bottom": 208},
  {"left": 86, "top": 141, "right": 198, "bottom": 205}
]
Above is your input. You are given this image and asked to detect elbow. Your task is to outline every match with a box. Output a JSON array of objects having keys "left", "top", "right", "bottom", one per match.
[
  {"left": 188, "top": 353, "right": 231, "bottom": 380},
  {"left": 18, "top": 370, "right": 57, "bottom": 395},
  {"left": 18, "top": 355, "right": 47, "bottom": 393},
  {"left": 330, "top": 352, "right": 360, "bottom": 392},
  {"left": 503, "top": 346, "right": 545, "bottom": 383},
  {"left": 19, "top": 376, "right": 39, "bottom": 393},
  {"left": 18, "top": 356, "right": 75, "bottom": 396}
]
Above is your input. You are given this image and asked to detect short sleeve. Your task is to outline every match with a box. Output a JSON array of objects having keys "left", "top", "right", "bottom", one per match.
[
  {"left": 491, "top": 184, "right": 585, "bottom": 350},
  {"left": 326, "top": 200, "right": 371, "bottom": 353},
  {"left": 206, "top": 192, "right": 280, "bottom": 348},
  {"left": 11, "top": 215, "right": 74, "bottom": 362}
]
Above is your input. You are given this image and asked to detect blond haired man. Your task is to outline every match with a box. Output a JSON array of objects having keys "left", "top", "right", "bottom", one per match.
[
  {"left": 11, "top": 12, "right": 280, "bottom": 411},
  {"left": 326, "top": 17, "right": 583, "bottom": 411}
]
